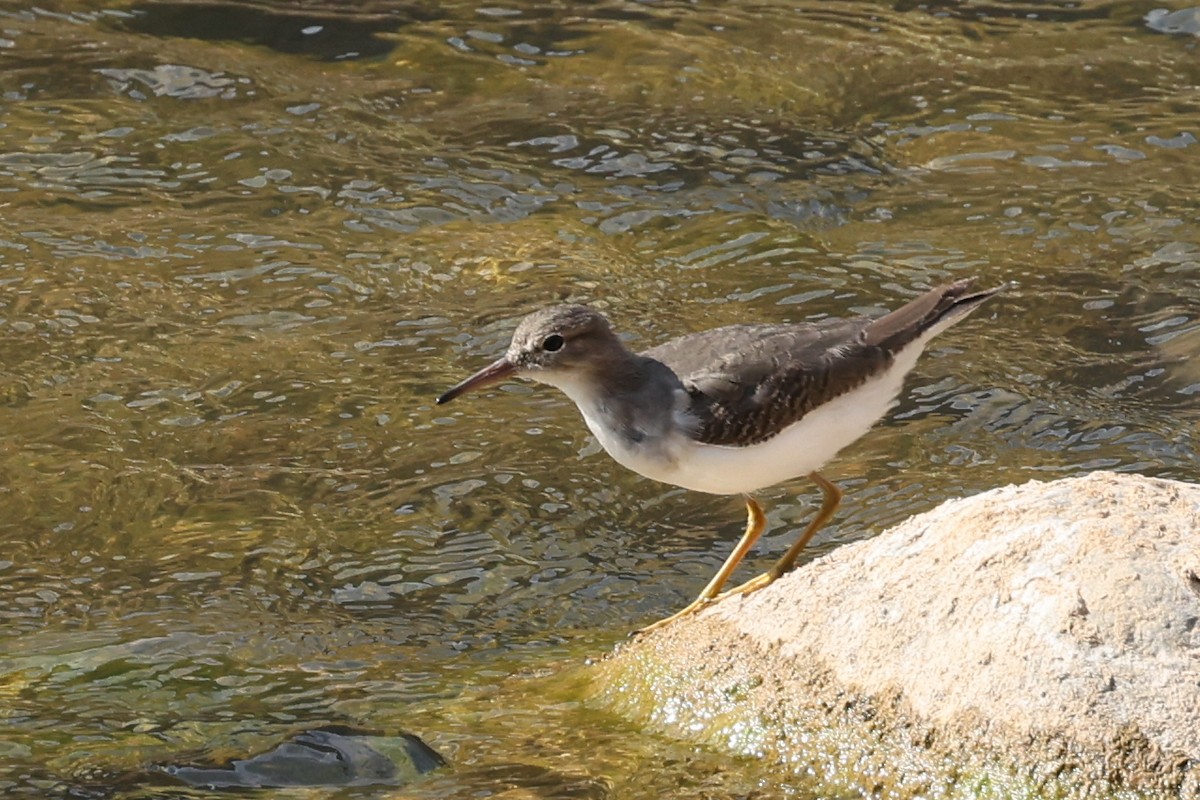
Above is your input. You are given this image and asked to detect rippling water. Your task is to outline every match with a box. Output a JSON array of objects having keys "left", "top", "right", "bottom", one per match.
[{"left": 2, "top": 0, "right": 1199, "bottom": 797}]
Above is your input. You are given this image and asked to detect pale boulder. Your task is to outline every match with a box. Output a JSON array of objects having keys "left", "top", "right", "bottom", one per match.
[{"left": 592, "top": 472, "right": 1200, "bottom": 799}]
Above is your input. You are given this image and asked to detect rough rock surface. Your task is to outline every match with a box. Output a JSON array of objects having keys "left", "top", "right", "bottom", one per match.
[{"left": 592, "top": 472, "right": 1200, "bottom": 799}]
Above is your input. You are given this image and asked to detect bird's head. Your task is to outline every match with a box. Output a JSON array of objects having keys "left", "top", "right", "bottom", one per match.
[{"left": 436, "top": 305, "right": 620, "bottom": 405}]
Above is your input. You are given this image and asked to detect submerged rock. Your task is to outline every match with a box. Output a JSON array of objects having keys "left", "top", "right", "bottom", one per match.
[
  {"left": 160, "top": 725, "right": 445, "bottom": 789},
  {"left": 593, "top": 472, "right": 1200, "bottom": 799}
]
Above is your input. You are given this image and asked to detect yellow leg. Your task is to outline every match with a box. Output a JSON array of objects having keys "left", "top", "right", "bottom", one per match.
[
  {"left": 717, "top": 471, "right": 842, "bottom": 600},
  {"left": 636, "top": 496, "right": 766, "bottom": 635}
]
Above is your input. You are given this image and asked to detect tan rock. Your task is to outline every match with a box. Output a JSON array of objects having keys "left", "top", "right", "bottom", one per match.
[{"left": 591, "top": 472, "right": 1200, "bottom": 799}]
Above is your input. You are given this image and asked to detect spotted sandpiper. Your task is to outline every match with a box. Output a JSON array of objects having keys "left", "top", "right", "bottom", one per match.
[{"left": 437, "top": 278, "right": 1003, "bottom": 632}]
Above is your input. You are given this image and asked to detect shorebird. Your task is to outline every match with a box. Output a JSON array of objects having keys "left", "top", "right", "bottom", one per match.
[{"left": 437, "top": 279, "right": 1002, "bottom": 632}]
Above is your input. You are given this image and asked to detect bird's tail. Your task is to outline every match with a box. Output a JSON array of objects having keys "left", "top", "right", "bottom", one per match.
[{"left": 864, "top": 278, "right": 1007, "bottom": 350}]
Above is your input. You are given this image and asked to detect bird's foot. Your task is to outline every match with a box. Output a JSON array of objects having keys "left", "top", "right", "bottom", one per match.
[
  {"left": 713, "top": 570, "right": 778, "bottom": 602},
  {"left": 634, "top": 570, "right": 784, "bottom": 637},
  {"left": 632, "top": 596, "right": 715, "bottom": 637}
]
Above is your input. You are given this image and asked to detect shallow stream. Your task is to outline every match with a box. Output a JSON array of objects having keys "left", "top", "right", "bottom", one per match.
[{"left": 2, "top": 1, "right": 1199, "bottom": 797}]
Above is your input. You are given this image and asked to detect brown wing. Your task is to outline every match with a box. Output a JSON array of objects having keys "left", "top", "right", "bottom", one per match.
[
  {"left": 640, "top": 279, "right": 1001, "bottom": 447},
  {"left": 641, "top": 317, "right": 888, "bottom": 447}
]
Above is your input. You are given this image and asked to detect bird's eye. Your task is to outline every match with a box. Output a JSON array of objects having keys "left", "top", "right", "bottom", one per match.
[{"left": 542, "top": 334, "right": 565, "bottom": 352}]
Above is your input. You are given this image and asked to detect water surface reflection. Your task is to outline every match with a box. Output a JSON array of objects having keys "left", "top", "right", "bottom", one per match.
[{"left": 1, "top": 0, "right": 1198, "bottom": 797}]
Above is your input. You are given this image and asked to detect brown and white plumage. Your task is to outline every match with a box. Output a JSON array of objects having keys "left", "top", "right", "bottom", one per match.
[{"left": 437, "top": 278, "right": 1003, "bottom": 629}]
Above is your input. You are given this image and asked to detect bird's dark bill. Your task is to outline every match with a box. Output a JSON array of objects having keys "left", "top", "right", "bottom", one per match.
[{"left": 436, "top": 357, "right": 516, "bottom": 404}]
